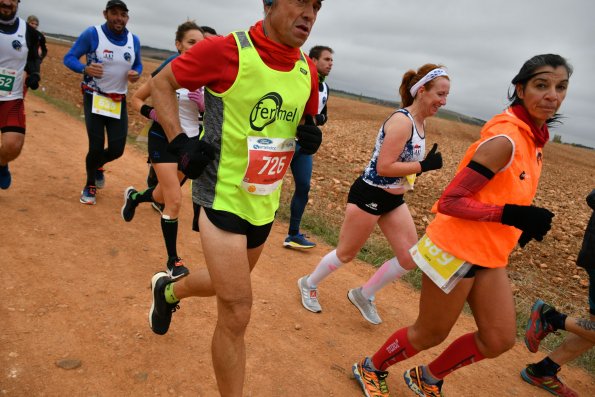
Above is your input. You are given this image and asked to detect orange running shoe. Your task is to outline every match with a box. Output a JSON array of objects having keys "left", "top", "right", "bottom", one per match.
[
  {"left": 404, "top": 366, "right": 443, "bottom": 397},
  {"left": 352, "top": 357, "right": 390, "bottom": 397}
]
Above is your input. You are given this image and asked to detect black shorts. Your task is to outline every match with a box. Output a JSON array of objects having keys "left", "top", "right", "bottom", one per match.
[
  {"left": 192, "top": 203, "right": 273, "bottom": 249},
  {"left": 148, "top": 129, "right": 198, "bottom": 164},
  {"left": 462, "top": 264, "right": 488, "bottom": 278},
  {"left": 347, "top": 176, "right": 405, "bottom": 215}
]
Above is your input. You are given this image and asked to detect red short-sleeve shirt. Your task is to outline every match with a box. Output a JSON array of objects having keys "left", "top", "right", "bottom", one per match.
[{"left": 171, "top": 21, "right": 319, "bottom": 117}]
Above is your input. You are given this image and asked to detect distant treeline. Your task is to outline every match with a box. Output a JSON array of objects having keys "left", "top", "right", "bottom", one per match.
[
  {"left": 331, "top": 88, "right": 486, "bottom": 127},
  {"left": 567, "top": 142, "right": 594, "bottom": 150}
]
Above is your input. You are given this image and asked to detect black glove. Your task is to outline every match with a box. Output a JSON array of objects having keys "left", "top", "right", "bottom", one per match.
[
  {"left": 315, "top": 113, "right": 327, "bottom": 126},
  {"left": 501, "top": 204, "right": 555, "bottom": 248},
  {"left": 140, "top": 104, "right": 154, "bottom": 120},
  {"left": 296, "top": 124, "right": 322, "bottom": 155},
  {"left": 25, "top": 74, "right": 40, "bottom": 90},
  {"left": 587, "top": 189, "right": 595, "bottom": 210},
  {"left": 167, "top": 134, "right": 215, "bottom": 179},
  {"left": 517, "top": 231, "right": 533, "bottom": 248},
  {"left": 419, "top": 143, "right": 443, "bottom": 172}
]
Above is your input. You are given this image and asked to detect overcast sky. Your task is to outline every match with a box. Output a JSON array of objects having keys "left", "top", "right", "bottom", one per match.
[{"left": 20, "top": 0, "right": 595, "bottom": 147}]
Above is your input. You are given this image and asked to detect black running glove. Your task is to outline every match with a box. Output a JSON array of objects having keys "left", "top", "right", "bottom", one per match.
[
  {"left": 25, "top": 73, "right": 40, "bottom": 90},
  {"left": 501, "top": 204, "right": 555, "bottom": 248},
  {"left": 419, "top": 143, "right": 443, "bottom": 173},
  {"left": 296, "top": 124, "right": 323, "bottom": 155},
  {"left": 167, "top": 134, "right": 215, "bottom": 179},
  {"left": 586, "top": 189, "right": 595, "bottom": 210},
  {"left": 140, "top": 104, "right": 154, "bottom": 119}
]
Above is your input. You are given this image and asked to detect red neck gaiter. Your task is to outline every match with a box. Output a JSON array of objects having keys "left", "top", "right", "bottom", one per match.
[
  {"left": 249, "top": 21, "right": 302, "bottom": 70},
  {"left": 511, "top": 104, "right": 550, "bottom": 148}
]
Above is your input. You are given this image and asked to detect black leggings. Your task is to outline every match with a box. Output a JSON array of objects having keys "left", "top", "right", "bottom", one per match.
[{"left": 83, "top": 93, "right": 128, "bottom": 186}]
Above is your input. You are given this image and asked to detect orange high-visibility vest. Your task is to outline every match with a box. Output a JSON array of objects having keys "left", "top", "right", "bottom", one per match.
[{"left": 426, "top": 109, "right": 543, "bottom": 268}]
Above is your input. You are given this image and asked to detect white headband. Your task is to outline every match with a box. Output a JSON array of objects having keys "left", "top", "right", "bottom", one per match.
[{"left": 409, "top": 68, "right": 449, "bottom": 97}]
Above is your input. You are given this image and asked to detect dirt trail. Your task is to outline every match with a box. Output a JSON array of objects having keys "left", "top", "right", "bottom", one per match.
[{"left": 1, "top": 95, "right": 593, "bottom": 396}]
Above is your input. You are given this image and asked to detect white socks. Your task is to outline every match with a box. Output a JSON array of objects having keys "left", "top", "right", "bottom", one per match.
[
  {"left": 307, "top": 253, "right": 409, "bottom": 300},
  {"left": 361, "top": 257, "right": 408, "bottom": 299},
  {"left": 307, "top": 249, "right": 344, "bottom": 287}
]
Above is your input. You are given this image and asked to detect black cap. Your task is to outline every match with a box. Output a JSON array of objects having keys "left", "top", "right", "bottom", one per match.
[{"left": 105, "top": 0, "right": 128, "bottom": 12}]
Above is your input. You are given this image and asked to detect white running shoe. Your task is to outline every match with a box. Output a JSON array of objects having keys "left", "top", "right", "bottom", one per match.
[
  {"left": 298, "top": 275, "right": 322, "bottom": 313},
  {"left": 348, "top": 287, "right": 382, "bottom": 325}
]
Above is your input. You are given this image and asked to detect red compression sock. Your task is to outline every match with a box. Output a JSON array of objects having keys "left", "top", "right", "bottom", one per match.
[
  {"left": 427, "top": 332, "right": 485, "bottom": 379},
  {"left": 372, "top": 327, "right": 419, "bottom": 371}
]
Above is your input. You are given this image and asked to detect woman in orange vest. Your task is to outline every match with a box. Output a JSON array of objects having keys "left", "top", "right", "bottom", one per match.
[{"left": 352, "top": 53, "right": 573, "bottom": 397}]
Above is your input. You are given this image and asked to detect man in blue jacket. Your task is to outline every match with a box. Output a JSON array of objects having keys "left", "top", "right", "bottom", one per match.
[{"left": 64, "top": 0, "right": 142, "bottom": 205}]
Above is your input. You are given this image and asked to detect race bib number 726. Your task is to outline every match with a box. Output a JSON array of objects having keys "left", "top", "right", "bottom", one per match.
[{"left": 241, "top": 137, "right": 296, "bottom": 195}]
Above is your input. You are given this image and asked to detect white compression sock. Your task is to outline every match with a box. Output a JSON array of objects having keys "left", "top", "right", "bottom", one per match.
[
  {"left": 361, "top": 257, "right": 408, "bottom": 299},
  {"left": 307, "top": 249, "right": 344, "bottom": 287}
]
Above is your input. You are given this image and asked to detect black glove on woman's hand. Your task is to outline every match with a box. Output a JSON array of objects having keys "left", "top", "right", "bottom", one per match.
[
  {"left": 167, "top": 134, "right": 215, "bottom": 179},
  {"left": 419, "top": 143, "right": 443, "bottom": 172},
  {"left": 501, "top": 204, "right": 555, "bottom": 247}
]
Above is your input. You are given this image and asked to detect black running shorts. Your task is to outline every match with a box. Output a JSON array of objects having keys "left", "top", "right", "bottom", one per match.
[
  {"left": 461, "top": 264, "right": 487, "bottom": 278},
  {"left": 192, "top": 203, "right": 273, "bottom": 249},
  {"left": 347, "top": 176, "right": 405, "bottom": 215},
  {"left": 148, "top": 127, "right": 178, "bottom": 164}
]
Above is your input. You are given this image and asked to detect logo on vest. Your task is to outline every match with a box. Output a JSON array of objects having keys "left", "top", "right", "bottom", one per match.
[
  {"left": 251, "top": 138, "right": 295, "bottom": 151},
  {"left": 102, "top": 49, "right": 114, "bottom": 61},
  {"left": 11, "top": 40, "right": 22, "bottom": 51},
  {"left": 413, "top": 143, "right": 422, "bottom": 157},
  {"left": 124, "top": 52, "right": 132, "bottom": 62},
  {"left": 252, "top": 138, "right": 273, "bottom": 150},
  {"left": 250, "top": 92, "right": 297, "bottom": 132}
]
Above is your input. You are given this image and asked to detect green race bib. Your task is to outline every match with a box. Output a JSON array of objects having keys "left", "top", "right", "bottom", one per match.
[{"left": 0, "top": 68, "right": 17, "bottom": 96}]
